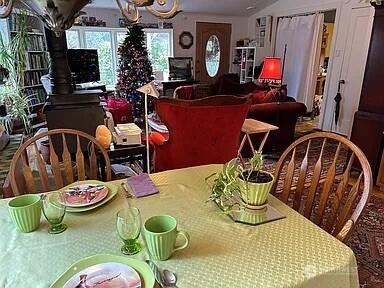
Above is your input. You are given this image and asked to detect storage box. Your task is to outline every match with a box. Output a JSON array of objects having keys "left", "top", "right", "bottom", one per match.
[{"left": 113, "top": 123, "right": 142, "bottom": 145}]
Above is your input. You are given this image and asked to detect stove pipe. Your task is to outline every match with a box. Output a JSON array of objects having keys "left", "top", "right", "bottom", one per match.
[{"left": 44, "top": 28, "right": 73, "bottom": 95}]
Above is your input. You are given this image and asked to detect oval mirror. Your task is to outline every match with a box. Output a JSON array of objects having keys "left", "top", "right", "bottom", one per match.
[{"left": 205, "top": 35, "right": 221, "bottom": 77}]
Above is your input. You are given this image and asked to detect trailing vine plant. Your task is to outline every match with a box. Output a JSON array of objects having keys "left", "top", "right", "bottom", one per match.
[{"left": 206, "top": 150, "right": 265, "bottom": 212}]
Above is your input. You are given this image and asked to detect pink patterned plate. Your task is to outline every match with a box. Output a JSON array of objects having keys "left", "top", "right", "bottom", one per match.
[
  {"left": 63, "top": 184, "right": 109, "bottom": 208},
  {"left": 63, "top": 262, "right": 141, "bottom": 288}
]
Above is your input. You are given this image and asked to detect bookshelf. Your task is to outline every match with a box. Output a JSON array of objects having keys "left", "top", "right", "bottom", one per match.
[
  {"left": 8, "top": 11, "right": 49, "bottom": 104},
  {"left": 3, "top": 11, "right": 49, "bottom": 131},
  {"left": 233, "top": 47, "right": 257, "bottom": 84}
]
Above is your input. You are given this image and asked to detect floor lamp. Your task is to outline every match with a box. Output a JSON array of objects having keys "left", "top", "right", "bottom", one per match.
[{"left": 137, "top": 82, "right": 160, "bottom": 174}]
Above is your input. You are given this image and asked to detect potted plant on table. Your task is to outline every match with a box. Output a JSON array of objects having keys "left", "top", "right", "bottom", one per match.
[{"left": 207, "top": 151, "right": 275, "bottom": 212}]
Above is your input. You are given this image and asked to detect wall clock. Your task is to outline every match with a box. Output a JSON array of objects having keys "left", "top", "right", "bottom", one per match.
[{"left": 179, "top": 31, "right": 194, "bottom": 49}]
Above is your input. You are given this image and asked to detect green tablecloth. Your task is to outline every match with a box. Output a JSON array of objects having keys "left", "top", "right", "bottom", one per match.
[{"left": 0, "top": 165, "right": 359, "bottom": 288}]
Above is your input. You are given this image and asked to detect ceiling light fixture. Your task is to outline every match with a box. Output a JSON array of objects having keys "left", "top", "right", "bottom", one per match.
[
  {"left": 0, "top": 0, "right": 181, "bottom": 35},
  {"left": 246, "top": 6, "right": 256, "bottom": 10},
  {"left": 117, "top": 0, "right": 181, "bottom": 23}
]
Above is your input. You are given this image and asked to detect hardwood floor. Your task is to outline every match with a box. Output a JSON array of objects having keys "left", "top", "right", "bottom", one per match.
[{"left": 373, "top": 185, "right": 384, "bottom": 199}]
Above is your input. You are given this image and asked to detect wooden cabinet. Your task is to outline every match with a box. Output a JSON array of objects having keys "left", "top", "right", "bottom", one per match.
[
  {"left": 378, "top": 140, "right": 384, "bottom": 191},
  {"left": 351, "top": 4, "right": 384, "bottom": 181}
]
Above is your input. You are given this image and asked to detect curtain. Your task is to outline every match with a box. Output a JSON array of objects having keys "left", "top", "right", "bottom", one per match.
[{"left": 275, "top": 14, "right": 324, "bottom": 110}]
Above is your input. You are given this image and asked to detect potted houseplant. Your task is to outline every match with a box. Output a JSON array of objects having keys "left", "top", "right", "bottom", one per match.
[
  {"left": 207, "top": 151, "right": 275, "bottom": 212},
  {"left": 237, "top": 152, "right": 274, "bottom": 208},
  {"left": 0, "top": 13, "right": 31, "bottom": 134}
]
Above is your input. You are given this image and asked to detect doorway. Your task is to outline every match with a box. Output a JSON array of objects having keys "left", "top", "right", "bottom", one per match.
[
  {"left": 312, "top": 10, "right": 336, "bottom": 124},
  {"left": 275, "top": 10, "right": 336, "bottom": 132},
  {"left": 195, "top": 22, "right": 231, "bottom": 84}
]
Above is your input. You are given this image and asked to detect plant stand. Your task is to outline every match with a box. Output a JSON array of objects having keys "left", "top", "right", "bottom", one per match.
[{"left": 238, "top": 119, "right": 278, "bottom": 161}]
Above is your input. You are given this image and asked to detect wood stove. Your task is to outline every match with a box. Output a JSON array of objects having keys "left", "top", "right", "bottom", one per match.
[{"left": 43, "top": 29, "right": 105, "bottom": 138}]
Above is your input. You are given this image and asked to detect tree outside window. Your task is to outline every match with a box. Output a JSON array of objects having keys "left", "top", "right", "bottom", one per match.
[
  {"left": 146, "top": 32, "right": 171, "bottom": 72},
  {"left": 85, "top": 31, "right": 114, "bottom": 86}
]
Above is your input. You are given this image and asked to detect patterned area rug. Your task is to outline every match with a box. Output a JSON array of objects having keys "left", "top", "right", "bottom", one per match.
[
  {"left": 0, "top": 134, "right": 23, "bottom": 198},
  {"left": 347, "top": 196, "right": 384, "bottom": 288}
]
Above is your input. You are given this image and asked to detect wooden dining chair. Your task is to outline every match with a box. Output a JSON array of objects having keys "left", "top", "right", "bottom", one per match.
[
  {"left": 272, "top": 132, "right": 373, "bottom": 242},
  {"left": 9, "top": 129, "right": 112, "bottom": 196}
]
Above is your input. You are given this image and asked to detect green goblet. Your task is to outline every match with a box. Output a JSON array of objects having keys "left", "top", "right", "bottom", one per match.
[
  {"left": 117, "top": 207, "right": 142, "bottom": 255},
  {"left": 41, "top": 192, "right": 67, "bottom": 234}
]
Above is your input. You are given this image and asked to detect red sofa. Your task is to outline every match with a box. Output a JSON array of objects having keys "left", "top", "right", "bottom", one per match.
[
  {"left": 174, "top": 74, "right": 307, "bottom": 152},
  {"left": 154, "top": 96, "right": 250, "bottom": 172}
]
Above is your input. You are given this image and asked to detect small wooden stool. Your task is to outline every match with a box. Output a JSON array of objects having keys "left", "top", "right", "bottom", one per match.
[{"left": 238, "top": 119, "right": 279, "bottom": 158}]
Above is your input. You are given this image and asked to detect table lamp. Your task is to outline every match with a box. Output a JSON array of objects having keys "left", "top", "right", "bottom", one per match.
[
  {"left": 258, "top": 57, "right": 282, "bottom": 87},
  {"left": 137, "top": 82, "right": 160, "bottom": 174}
]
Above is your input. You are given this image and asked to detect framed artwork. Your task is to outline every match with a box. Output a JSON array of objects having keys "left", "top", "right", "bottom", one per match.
[{"left": 179, "top": 31, "right": 194, "bottom": 49}]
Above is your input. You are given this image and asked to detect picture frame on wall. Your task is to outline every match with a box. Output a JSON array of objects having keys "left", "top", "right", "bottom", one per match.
[
  {"left": 179, "top": 31, "right": 194, "bottom": 49},
  {"left": 119, "top": 18, "right": 127, "bottom": 27}
]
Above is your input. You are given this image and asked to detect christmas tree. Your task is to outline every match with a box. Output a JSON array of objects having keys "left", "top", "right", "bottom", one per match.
[{"left": 116, "top": 24, "right": 154, "bottom": 125}]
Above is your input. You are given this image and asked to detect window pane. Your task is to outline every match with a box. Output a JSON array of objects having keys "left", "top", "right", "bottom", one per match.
[
  {"left": 117, "top": 32, "right": 127, "bottom": 46},
  {"left": 116, "top": 32, "right": 127, "bottom": 62},
  {"left": 146, "top": 32, "right": 170, "bottom": 71},
  {"left": 66, "top": 30, "right": 80, "bottom": 49},
  {"left": 85, "top": 31, "right": 114, "bottom": 85},
  {"left": 206, "top": 35, "right": 220, "bottom": 77}
]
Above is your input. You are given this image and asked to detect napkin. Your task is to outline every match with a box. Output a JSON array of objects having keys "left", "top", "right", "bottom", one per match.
[{"left": 126, "top": 173, "right": 159, "bottom": 198}]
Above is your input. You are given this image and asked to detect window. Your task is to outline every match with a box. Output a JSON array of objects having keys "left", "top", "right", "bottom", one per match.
[
  {"left": 65, "top": 28, "right": 173, "bottom": 85},
  {"left": 66, "top": 30, "right": 80, "bottom": 49},
  {"left": 84, "top": 31, "right": 114, "bottom": 86},
  {"left": 146, "top": 30, "right": 172, "bottom": 72},
  {"left": 116, "top": 32, "right": 126, "bottom": 46},
  {"left": 206, "top": 35, "right": 220, "bottom": 77}
]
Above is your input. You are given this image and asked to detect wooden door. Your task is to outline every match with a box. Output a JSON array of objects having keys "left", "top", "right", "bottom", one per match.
[{"left": 195, "top": 22, "right": 231, "bottom": 84}]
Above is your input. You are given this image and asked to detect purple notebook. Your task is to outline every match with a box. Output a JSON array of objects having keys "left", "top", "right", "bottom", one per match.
[{"left": 126, "top": 173, "right": 159, "bottom": 198}]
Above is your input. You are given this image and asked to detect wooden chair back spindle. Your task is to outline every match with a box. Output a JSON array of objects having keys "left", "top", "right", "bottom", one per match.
[
  {"left": 272, "top": 132, "right": 372, "bottom": 241},
  {"left": 9, "top": 129, "right": 112, "bottom": 196}
]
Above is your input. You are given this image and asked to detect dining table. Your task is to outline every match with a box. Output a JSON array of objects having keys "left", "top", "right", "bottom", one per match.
[{"left": 0, "top": 164, "right": 359, "bottom": 288}]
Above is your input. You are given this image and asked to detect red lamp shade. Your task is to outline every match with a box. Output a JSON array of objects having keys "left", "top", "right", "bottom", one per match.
[{"left": 258, "top": 57, "right": 282, "bottom": 82}]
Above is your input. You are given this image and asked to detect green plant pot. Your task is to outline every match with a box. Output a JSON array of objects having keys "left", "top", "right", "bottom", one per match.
[{"left": 238, "top": 171, "right": 274, "bottom": 207}]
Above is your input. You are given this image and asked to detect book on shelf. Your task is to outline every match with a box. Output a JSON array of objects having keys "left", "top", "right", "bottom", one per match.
[
  {"left": 24, "top": 70, "right": 46, "bottom": 87},
  {"left": 25, "top": 35, "right": 45, "bottom": 51},
  {"left": 25, "top": 53, "right": 48, "bottom": 70}
]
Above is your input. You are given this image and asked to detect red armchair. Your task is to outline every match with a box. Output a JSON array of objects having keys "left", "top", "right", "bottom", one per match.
[{"left": 153, "top": 96, "right": 250, "bottom": 172}]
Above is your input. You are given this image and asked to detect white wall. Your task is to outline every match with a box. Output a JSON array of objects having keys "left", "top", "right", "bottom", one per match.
[
  {"left": 82, "top": 7, "right": 248, "bottom": 68},
  {"left": 247, "top": 0, "right": 374, "bottom": 136}
]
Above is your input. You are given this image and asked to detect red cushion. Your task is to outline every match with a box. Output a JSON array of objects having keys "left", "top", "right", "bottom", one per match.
[
  {"left": 150, "top": 132, "right": 166, "bottom": 146},
  {"left": 263, "top": 89, "right": 277, "bottom": 103},
  {"left": 247, "top": 90, "right": 268, "bottom": 104}
]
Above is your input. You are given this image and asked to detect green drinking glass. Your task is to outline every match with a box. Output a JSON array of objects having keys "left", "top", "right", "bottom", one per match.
[
  {"left": 41, "top": 192, "right": 67, "bottom": 234},
  {"left": 117, "top": 208, "right": 142, "bottom": 255}
]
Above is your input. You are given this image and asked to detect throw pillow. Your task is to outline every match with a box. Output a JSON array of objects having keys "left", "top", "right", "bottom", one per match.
[
  {"left": 264, "top": 89, "right": 278, "bottom": 103},
  {"left": 246, "top": 90, "right": 268, "bottom": 104},
  {"left": 150, "top": 132, "right": 167, "bottom": 146}
]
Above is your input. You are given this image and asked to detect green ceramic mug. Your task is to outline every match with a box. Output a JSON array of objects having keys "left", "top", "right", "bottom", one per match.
[
  {"left": 144, "top": 215, "right": 189, "bottom": 261},
  {"left": 8, "top": 194, "right": 42, "bottom": 233}
]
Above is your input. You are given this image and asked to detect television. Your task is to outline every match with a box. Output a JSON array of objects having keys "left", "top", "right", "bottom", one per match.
[
  {"left": 67, "top": 49, "right": 100, "bottom": 84},
  {"left": 168, "top": 57, "right": 193, "bottom": 80}
]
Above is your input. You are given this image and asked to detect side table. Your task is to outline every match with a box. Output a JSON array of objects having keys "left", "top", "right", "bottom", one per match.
[
  {"left": 238, "top": 119, "right": 279, "bottom": 158},
  {"left": 99, "top": 144, "right": 148, "bottom": 180}
]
